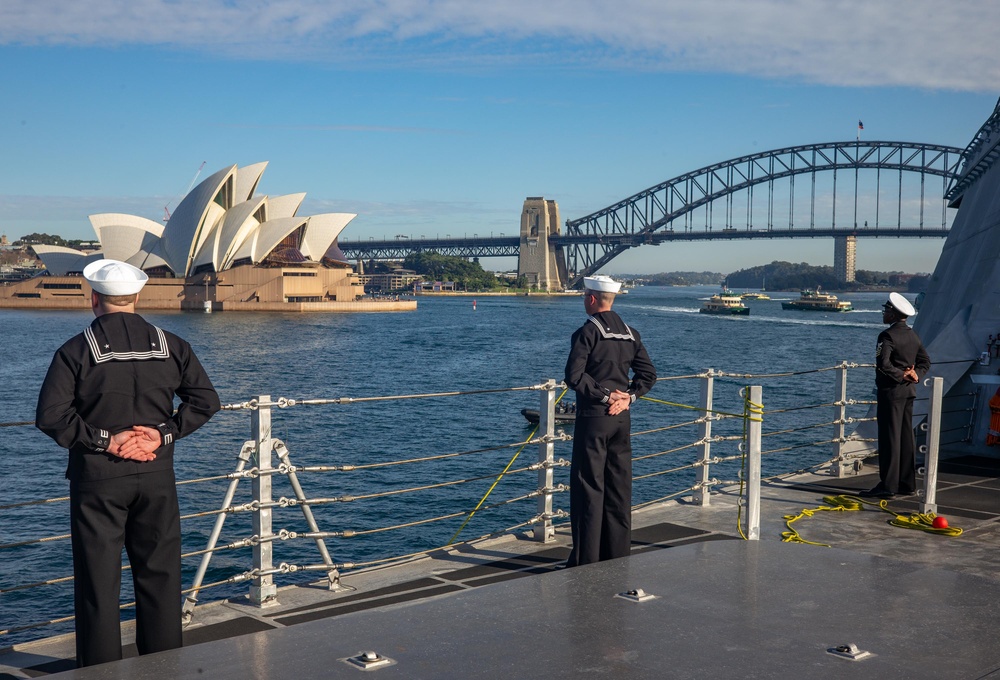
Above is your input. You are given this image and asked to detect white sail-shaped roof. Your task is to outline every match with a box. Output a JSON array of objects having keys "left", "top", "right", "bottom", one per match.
[
  {"left": 234, "top": 162, "right": 268, "bottom": 204},
  {"left": 32, "top": 246, "right": 105, "bottom": 276},
  {"left": 266, "top": 193, "right": 306, "bottom": 219},
  {"left": 218, "top": 197, "right": 267, "bottom": 271},
  {"left": 89, "top": 214, "right": 165, "bottom": 263},
  {"left": 250, "top": 217, "right": 308, "bottom": 263},
  {"left": 32, "top": 245, "right": 90, "bottom": 276},
  {"left": 58, "top": 162, "right": 357, "bottom": 278},
  {"left": 160, "top": 165, "right": 236, "bottom": 277},
  {"left": 190, "top": 217, "right": 224, "bottom": 272},
  {"left": 300, "top": 213, "right": 356, "bottom": 261},
  {"left": 125, "top": 248, "right": 170, "bottom": 272}
]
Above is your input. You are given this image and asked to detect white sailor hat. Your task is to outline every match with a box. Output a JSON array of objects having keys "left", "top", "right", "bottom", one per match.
[
  {"left": 583, "top": 275, "right": 621, "bottom": 294},
  {"left": 83, "top": 259, "right": 149, "bottom": 296},
  {"left": 886, "top": 291, "right": 916, "bottom": 317}
]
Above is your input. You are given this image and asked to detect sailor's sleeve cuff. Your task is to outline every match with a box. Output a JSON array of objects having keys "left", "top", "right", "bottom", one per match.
[
  {"left": 94, "top": 428, "right": 110, "bottom": 452},
  {"left": 156, "top": 423, "right": 175, "bottom": 446}
]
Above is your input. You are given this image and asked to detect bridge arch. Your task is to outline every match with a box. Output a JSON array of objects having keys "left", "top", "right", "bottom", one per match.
[{"left": 562, "top": 140, "right": 965, "bottom": 287}]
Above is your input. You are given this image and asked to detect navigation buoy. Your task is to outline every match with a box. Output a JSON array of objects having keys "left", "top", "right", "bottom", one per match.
[
  {"left": 473, "top": 299, "right": 477, "bottom": 311},
  {"left": 932, "top": 516, "right": 949, "bottom": 529}
]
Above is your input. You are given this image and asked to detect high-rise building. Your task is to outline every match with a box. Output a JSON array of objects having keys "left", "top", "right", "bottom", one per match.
[{"left": 834, "top": 235, "right": 856, "bottom": 283}]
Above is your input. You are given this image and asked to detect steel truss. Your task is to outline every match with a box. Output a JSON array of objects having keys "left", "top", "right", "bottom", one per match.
[
  {"left": 339, "top": 237, "right": 520, "bottom": 261},
  {"left": 563, "top": 141, "right": 964, "bottom": 287}
]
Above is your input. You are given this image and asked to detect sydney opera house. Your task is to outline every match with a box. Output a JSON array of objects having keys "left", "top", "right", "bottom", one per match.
[{"left": 0, "top": 163, "right": 413, "bottom": 311}]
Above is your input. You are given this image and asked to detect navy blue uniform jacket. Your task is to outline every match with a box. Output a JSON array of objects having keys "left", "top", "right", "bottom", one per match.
[
  {"left": 36, "top": 312, "right": 220, "bottom": 481},
  {"left": 875, "top": 320, "right": 931, "bottom": 395},
  {"left": 565, "top": 310, "right": 657, "bottom": 417}
]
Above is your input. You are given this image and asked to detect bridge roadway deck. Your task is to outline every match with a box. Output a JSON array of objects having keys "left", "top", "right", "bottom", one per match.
[{"left": 5, "top": 456, "right": 1000, "bottom": 679}]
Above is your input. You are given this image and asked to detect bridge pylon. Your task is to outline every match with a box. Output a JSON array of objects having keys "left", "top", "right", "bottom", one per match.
[{"left": 518, "top": 197, "right": 567, "bottom": 291}]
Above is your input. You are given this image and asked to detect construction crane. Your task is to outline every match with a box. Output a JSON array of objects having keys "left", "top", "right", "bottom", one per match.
[{"left": 163, "top": 161, "right": 207, "bottom": 222}]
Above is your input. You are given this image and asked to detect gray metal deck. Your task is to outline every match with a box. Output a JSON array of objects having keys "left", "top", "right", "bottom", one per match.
[{"left": 6, "top": 457, "right": 1000, "bottom": 679}]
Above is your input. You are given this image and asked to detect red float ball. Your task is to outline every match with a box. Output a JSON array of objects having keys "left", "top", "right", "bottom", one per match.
[{"left": 932, "top": 516, "right": 949, "bottom": 529}]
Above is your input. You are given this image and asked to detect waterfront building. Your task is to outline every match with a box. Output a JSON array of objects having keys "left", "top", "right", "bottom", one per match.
[
  {"left": 0, "top": 163, "right": 413, "bottom": 312},
  {"left": 357, "top": 268, "right": 423, "bottom": 293},
  {"left": 414, "top": 280, "right": 457, "bottom": 293},
  {"left": 833, "top": 234, "right": 856, "bottom": 283}
]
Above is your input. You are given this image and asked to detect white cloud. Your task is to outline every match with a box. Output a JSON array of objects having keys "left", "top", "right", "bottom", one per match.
[{"left": 2, "top": 0, "right": 998, "bottom": 91}]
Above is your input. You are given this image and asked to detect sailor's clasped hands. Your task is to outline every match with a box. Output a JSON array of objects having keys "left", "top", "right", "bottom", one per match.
[
  {"left": 107, "top": 426, "right": 163, "bottom": 462},
  {"left": 607, "top": 390, "right": 632, "bottom": 416}
]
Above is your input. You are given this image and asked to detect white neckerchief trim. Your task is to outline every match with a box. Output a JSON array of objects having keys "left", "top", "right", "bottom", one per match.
[
  {"left": 85, "top": 326, "right": 170, "bottom": 364},
  {"left": 587, "top": 316, "right": 635, "bottom": 341}
]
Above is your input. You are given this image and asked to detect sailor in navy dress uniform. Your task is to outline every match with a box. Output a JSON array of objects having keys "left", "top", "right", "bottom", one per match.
[
  {"left": 862, "top": 292, "right": 930, "bottom": 499},
  {"left": 35, "top": 259, "right": 220, "bottom": 667},
  {"left": 565, "top": 275, "right": 656, "bottom": 567}
]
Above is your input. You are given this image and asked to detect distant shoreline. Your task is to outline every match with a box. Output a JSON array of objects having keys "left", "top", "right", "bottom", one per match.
[
  {"left": 412, "top": 290, "right": 581, "bottom": 297},
  {"left": 651, "top": 284, "right": 906, "bottom": 294}
]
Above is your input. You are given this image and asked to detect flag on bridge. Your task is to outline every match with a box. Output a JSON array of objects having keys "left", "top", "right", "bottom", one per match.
[{"left": 858, "top": 120, "right": 864, "bottom": 130}]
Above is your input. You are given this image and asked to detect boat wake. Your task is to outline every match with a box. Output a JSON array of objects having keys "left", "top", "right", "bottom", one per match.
[
  {"left": 636, "top": 305, "right": 702, "bottom": 314},
  {"left": 749, "top": 314, "right": 879, "bottom": 329}
]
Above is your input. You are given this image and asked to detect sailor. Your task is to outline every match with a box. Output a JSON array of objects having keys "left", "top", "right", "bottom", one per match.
[
  {"left": 35, "top": 259, "right": 220, "bottom": 667},
  {"left": 862, "top": 292, "right": 930, "bottom": 499},
  {"left": 564, "top": 275, "right": 656, "bottom": 567}
]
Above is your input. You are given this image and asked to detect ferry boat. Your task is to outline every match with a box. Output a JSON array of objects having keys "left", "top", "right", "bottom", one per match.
[
  {"left": 781, "top": 288, "right": 852, "bottom": 312},
  {"left": 699, "top": 290, "right": 749, "bottom": 315},
  {"left": 740, "top": 290, "right": 771, "bottom": 300}
]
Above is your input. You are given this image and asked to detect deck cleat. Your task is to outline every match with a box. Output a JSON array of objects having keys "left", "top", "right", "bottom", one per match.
[{"left": 342, "top": 650, "right": 396, "bottom": 671}]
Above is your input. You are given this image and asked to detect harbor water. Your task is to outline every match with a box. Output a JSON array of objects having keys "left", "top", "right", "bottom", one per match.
[{"left": 1, "top": 286, "right": 895, "bottom": 645}]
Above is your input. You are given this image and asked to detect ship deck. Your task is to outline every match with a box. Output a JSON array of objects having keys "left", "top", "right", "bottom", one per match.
[{"left": 5, "top": 456, "right": 1000, "bottom": 679}]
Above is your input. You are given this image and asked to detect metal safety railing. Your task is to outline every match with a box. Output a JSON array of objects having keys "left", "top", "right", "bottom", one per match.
[{"left": 1, "top": 361, "right": 947, "bottom": 645}]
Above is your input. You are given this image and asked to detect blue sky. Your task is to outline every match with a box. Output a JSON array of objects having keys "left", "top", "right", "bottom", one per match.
[{"left": 2, "top": 0, "right": 998, "bottom": 275}]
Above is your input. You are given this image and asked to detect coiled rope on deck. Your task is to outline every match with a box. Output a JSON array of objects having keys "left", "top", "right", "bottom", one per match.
[{"left": 781, "top": 494, "right": 963, "bottom": 546}]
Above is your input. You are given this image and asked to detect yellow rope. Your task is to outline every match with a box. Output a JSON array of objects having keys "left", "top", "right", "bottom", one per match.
[
  {"left": 447, "top": 388, "right": 569, "bottom": 545},
  {"left": 640, "top": 395, "right": 762, "bottom": 422},
  {"left": 782, "top": 494, "right": 963, "bottom": 546},
  {"left": 735, "top": 389, "right": 765, "bottom": 539}
]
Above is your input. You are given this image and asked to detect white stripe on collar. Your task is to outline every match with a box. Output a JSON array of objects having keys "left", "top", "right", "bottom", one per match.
[
  {"left": 587, "top": 316, "right": 635, "bottom": 341},
  {"left": 84, "top": 326, "right": 171, "bottom": 364}
]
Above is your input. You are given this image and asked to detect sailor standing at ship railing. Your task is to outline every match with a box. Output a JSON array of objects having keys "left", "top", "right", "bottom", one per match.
[
  {"left": 35, "top": 259, "right": 220, "bottom": 667},
  {"left": 861, "top": 291, "right": 930, "bottom": 500},
  {"left": 564, "top": 275, "right": 656, "bottom": 567}
]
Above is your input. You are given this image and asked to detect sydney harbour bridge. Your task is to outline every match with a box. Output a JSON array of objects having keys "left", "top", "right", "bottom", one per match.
[{"left": 338, "top": 140, "right": 965, "bottom": 289}]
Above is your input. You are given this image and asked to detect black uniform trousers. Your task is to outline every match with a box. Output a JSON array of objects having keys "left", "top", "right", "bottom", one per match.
[
  {"left": 876, "top": 387, "right": 917, "bottom": 495},
  {"left": 69, "top": 468, "right": 182, "bottom": 667},
  {"left": 568, "top": 412, "right": 632, "bottom": 567}
]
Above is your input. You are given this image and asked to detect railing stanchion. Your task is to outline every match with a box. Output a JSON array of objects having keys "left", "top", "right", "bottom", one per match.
[
  {"left": 694, "top": 369, "right": 714, "bottom": 505},
  {"left": 182, "top": 440, "right": 254, "bottom": 622},
  {"left": 746, "top": 385, "right": 762, "bottom": 540},
  {"left": 251, "top": 395, "right": 278, "bottom": 606},
  {"left": 833, "top": 362, "right": 851, "bottom": 477},
  {"left": 534, "top": 379, "right": 557, "bottom": 542},
  {"left": 274, "top": 441, "right": 342, "bottom": 590},
  {"left": 920, "top": 377, "right": 944, "bottom": 514}
]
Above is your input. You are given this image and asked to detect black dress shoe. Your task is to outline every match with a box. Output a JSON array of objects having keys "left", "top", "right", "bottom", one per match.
[{"left": 859, "top": 486, "right": 894, "bottom": 499}]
